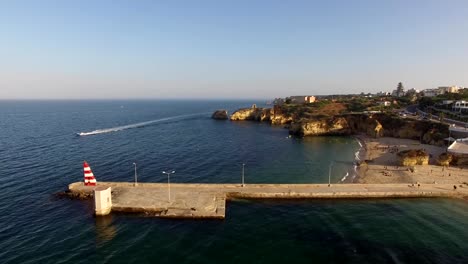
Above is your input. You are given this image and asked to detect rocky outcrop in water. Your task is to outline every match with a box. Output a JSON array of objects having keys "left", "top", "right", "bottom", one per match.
[
  {"left": 55, "top": 190, "right": 93, "bottom": 200},
  {"left": 212, "top": 110, "right": 228, "bottom": 120}
]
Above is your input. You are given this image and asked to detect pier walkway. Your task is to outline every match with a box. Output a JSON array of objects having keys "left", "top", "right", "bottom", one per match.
[{"left": 68, "top": 182, "right": 468, "bottom": 219}]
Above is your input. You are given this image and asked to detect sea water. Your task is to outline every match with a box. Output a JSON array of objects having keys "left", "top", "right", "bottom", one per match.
[{"left": 0, "top": 100, "right": 467, "bottom": 263}]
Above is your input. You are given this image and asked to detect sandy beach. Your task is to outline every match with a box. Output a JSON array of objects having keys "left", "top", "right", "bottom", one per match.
[{"left": 356, "top": 135, "right": 468, "bottom": 185}]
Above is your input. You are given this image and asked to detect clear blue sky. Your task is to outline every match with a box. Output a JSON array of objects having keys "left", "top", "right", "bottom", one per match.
[{"left": 1, "top": 0, "right": 468, "bottom": 99}]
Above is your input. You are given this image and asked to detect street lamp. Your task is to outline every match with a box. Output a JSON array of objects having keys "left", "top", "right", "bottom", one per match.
[
  {"left": 242, "top": 163, "right": 245, "bottom": 187},
  {"left": 162, "top": 170, "right": 175, "bottom": 201},
  {"left": 328, "top": 162, "right": 333, "bottom": 187},
  {"left": 133, "top": 162, "right": 138, "bottom": 186}
]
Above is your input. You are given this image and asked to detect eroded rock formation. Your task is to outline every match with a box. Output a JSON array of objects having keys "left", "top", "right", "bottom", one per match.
[
  {"left": 270, "top": 105, "right": 294, "bottom": 125},
  {"left": 397, "top": 149, "right": 429, "bottom": 166},
  {"left": 288, "top": 114, "right": 447, "bottom": 145},
  {"left": 226, "top": 105, "right": 448, "bottom": 146},
  {"left": 230, "top": 105, "right": 271, "bottom": 121},
  {"left": 289, "top": 116, "right": 350, "bottom": 136},
  {"left": 438, "top": 153, "right": 453, "bottom": 166}
]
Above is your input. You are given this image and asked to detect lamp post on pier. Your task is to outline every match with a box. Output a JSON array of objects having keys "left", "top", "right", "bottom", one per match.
[
  {"left": 242, "top": 163, "right": 245, "bottom": 187},
  {"left": 162, "top": 170, "right": 175, "bottom": 201},
  {"left": 133, "top": 162, "right": 138, "bottom": 187},
  {"left": 328, "top": 162, "right": 333, "bottom": 187}
]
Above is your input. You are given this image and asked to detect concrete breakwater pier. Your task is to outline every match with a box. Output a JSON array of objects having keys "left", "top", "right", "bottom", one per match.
[{"left": 68, "top": 182, "right": 468, "bottom": 219}]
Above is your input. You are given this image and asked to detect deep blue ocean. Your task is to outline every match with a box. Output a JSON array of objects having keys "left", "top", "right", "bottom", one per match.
[{"left": 1, "top": 100, "right": 468, "bottom": 264}]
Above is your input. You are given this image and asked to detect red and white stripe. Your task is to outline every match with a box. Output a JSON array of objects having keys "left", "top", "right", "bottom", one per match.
[{"left": 83, "top": 161, "right": 97, "bottom": 186}]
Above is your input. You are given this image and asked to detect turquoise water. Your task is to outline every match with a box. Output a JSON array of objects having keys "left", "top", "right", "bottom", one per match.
[{"left": 1, "top": 100, "right": 467, "bottom": 263}]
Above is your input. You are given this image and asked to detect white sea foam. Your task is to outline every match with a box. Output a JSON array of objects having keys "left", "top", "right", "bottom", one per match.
[
  {"left": 77, "top": 112, "right": 209, "bottom": 136},
  {"left": 357, "top": 140, "right": 363, "bottom": 148},
  {"left": 354, "top": 150, "right": 361, "bottom": 161},
  {"left": 340, "top": 172, "right": 349, "bottom": 182},
  {"left": 349, "top": 137, "right": 365, "bottom": 181},
  {"left": 352, "top": 164, "right": 358, "bottom": 181}
]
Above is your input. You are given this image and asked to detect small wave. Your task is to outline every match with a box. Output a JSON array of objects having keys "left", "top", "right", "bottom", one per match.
[
  {"left": 354, "top": 150, "right": 361, "bottom": 161},
  {"left": 350, "top": 137, "right": 365, "bottom": 182},
  {"left": 77, "top": 112, "right": 209, "bottom": 136},
  {"left": 352, "top": 164, "right": 358, "bottom": 181},
  {"left": 340, "top": 172, "right": 349, "bottom": 182}
]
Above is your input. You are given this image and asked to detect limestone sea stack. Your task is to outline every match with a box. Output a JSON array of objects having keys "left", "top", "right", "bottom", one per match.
[{"left": 211, "top": 109, "right": 229, "bottom": 120}]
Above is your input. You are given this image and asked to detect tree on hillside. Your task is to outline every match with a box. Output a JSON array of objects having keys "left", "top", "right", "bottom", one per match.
[
  {"left": 405, "top": 88, "right": 418, "bottom": 102},
  {"left": 396, "top": 82, "right": 405, "bottom": 97}
]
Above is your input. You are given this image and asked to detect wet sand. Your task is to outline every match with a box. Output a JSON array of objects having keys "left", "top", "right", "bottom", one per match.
[{"left": 356, "top": 136, "right": 468, "bottom": 185}]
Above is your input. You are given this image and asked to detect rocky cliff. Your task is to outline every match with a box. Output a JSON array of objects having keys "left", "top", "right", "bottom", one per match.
[
  {"left": 289, "top": 114, "right": 385, "bottom": 137},
  {"left": 225, "top": 106, "right": 448, "bottom": 146},
  {"left": 230, "top": 107, "right": 269, "bottom": 121},
  {"left": 270, "top": 105, "right": 294, "bottom": 125},
  {"left": 289, "top": 116, "right": 350, "bottom": 136},
  {"left": 288, "top": 113, "right": 448, "bottom": 145}
]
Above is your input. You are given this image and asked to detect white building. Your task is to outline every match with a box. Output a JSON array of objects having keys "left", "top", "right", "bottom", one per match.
[
  {"left": 377, "top": 101, "right": 391, "bottom": 107},
  {"left": 452, "top": 101, "right": 468, "bottom": 113},
  {"left": 448, "top": 140, "right": 468, "bottom": 155},
  {"left": 288, "top": 96, "right": 316, "bottom": 104},
  {"left": 376, "top": 91, "right": 390, "bottom": 96},
  {"left": 439, "top": 86, "right": 459, "bottom": 94},
  {"left": 422, "top": 88, "right": 442, "bottom": 97},
  {"left": 422, "top": 86, "right": 459, "bottom": 97}
]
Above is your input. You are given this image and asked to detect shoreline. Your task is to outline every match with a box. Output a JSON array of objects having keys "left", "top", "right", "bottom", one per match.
[
  {"left": 354, "top": 135, "right": 468, "bottom": 185},
  {"left": 346, "top": 134, "right": 367, "bottom": 183}
]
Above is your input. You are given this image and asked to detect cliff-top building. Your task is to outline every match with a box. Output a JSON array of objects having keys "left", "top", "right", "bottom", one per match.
[
  {"left": 377, "top": 101, "right": 391, "bottom": 107},
  {"left": 439, "top": 86, "right": 459, "bottom": 94},
  {"left": 423, "top": 86, "right": 459, "bottom": 97},
  {"left": 376, "top": 91, "right": 391, "bottom": 96},
  {"left": 288, "top": 96, "right": 316, "bottom": 104},
  {"left": 422, "top": 88, "right": 443, "bottom": 97}
]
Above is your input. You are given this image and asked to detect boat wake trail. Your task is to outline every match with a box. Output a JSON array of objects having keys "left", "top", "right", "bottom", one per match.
[{"left": 77, "top": 112, "right": 210, "bottom": 136}]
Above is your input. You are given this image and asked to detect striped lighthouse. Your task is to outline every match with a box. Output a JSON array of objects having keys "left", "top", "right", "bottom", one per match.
[{"left": 83, "top": 161, "right": 97, "bottom": 186}]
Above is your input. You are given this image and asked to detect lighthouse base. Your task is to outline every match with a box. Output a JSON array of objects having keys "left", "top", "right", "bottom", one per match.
[{"left": 94, "top": 187, "right": 112, "bottom": 216}]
